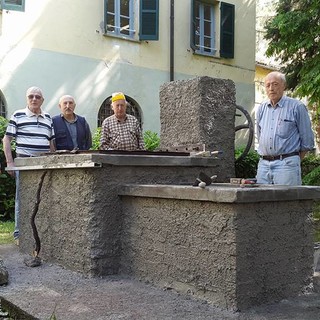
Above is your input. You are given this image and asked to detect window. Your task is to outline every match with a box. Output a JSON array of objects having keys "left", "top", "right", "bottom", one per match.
[
  {"left": 191, "top": 1, "right": 234, "bottom": 58},
  {"left": 104, "top": 0, "right": 159, "bottom": 41},
  {"left": 0, "top": 0, "right": 25, "bottom": 12},
  {"left": 97, "top": 95, "right": 143, "bottom": 128},
  {"left": 105, "top": 0, "right": 135, "bottom": 38},
  {"left": 0, "top": 92, "right": 6, "bottom": 118}
]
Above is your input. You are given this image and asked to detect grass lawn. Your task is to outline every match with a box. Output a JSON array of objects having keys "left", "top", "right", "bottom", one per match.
[{"left": 0, "top": 220, "right": 14, "bottom": 245}]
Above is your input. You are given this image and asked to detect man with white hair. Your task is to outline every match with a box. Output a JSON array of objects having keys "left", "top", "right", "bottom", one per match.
[
  {"left": 52, "top": 95, "right": 92, "bottom": 151},
  {"left": 2, "top": 86, "right": 55, "bottom": 242},
  {"left": 100, "top": 92, "right": 144, "bottom": 151},
  {"left": 256, "top": 71, "right": 314, "bottom": 185}
]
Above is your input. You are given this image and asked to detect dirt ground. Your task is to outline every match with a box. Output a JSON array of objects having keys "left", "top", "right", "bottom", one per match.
[{"left": 1, "top": 243, "right": 320, "bottom": 320}]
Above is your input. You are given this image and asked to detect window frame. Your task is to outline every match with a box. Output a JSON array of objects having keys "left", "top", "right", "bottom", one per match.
[
  {"left": 195, "top": 1, "right": 217, "bottom": 56},
  {"left": 103, "top": 0, "right": 159, "bottom": 41},
  {"left": 190, "top": 0, "right": 235, "bottom": 59},
  {"left": 0, "top": 0, "right": 25, "bottom": 12},
  {"left": 104, "top": 0, "right": 135, "bottom": 39}
]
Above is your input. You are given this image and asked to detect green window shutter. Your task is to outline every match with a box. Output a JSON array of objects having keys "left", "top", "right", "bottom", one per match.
[
  {"left": 139, "top": 0, "right": 159, "bottom": 41},
  {"left": 1, "top": 0, "right": 25, "bottom": 11},
  {"left": 220, "top": 2, "right": 234, "bottom": 59},
  {"left": 190, "top": 0, "right": 196, "bottom": 51}
]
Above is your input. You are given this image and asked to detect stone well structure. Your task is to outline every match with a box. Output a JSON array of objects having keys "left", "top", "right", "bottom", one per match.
[
  {"left": 9, "top": 76, "right": 320, "bottom": 311},
  {"left": 15, "top": 154, "right": 320, "bottom": 310}
]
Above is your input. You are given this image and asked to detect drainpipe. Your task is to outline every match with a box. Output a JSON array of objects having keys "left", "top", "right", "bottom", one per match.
[{"left": 170, "top": 0, "right": 174, "bottom": 81}]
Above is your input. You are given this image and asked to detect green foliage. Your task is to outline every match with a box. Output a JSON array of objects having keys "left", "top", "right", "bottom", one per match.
[
  {"left": 301, "top": 153, "right": 320, "bottom": 186},
  {"left": 303, "top": 166, "right": 320, "bottom": 186},
  {"left": 264, "top": 0, "right": 320, "bottom": 108},
  {"left": 91, "top": 127, "right": 101, "bottom": 150},
  {"left": 143, "top": 130, "right": 160, "bottom": 151},
  {"left": 90, "top": 127, "right": 161, "bottom": 152},
  {"left": 235, "top": 147, "right": 259, "bottom": 178},
  {"left": 0, "top": 116, "right": 15, "bottom": 220},
  {"left": 0, "top": 220, "right": 14, "bottom": 244},
  {"left": 301, "top": 153, "right": 320, "bottom": 177}
]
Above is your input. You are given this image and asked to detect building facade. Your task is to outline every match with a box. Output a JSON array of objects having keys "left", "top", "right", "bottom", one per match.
[{"left": 0, "top": 0, "right": 255, "bottom": 137}]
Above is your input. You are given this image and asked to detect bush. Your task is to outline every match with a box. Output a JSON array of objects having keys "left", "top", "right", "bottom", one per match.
[
  {"left": 235, "top": 147, "right": 259, "bottom": 178},
  {"left": 143, "top": 130, "right": 160, "bottom": 151},
  {"left": 91, "top": 127, "right": 101, "bottom": 150},
  {"left": 301, "top": 153, "right": 320, "bottom": 178},
  {"left": 0, "top": 116, "right": 15, "bottom": 221}
]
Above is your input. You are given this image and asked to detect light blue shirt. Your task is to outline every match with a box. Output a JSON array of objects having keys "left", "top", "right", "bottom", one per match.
[{"left": 256, "top": 96, "right": 314, "bottom": 156}]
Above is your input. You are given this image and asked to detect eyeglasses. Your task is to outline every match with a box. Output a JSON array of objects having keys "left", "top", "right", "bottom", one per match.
[{"left": 28, "top": 95, "right": 42, "bottom": 100}]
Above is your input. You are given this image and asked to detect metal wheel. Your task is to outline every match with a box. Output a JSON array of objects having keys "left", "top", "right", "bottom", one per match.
[{"left": 235, "top": 105, "right": 254, "bottom": 162}]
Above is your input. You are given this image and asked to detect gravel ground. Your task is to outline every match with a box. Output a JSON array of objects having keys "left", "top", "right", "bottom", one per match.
[{"left": 1, "top": 243, "right": 320, "bottom": 320}]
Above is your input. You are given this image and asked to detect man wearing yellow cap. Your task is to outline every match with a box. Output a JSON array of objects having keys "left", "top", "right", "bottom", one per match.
[{"left": 99, "top": 92, "right": 144, "bottom": 150}]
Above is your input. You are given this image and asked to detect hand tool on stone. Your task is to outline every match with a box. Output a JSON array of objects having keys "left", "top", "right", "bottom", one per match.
[{"left": 193, "top": 172, "right": 217, "bottom": 188}]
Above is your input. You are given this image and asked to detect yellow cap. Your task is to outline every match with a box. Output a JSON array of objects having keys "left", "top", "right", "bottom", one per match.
[{"left": 111, "top": 92, "right": 126, "bottom": 102}]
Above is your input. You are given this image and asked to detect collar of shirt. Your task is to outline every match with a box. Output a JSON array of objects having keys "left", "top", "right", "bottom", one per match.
[
  {"left": 267, "top": 95, "right": 286, "bottom": 109},
  {"left": 25, "top": 107, "right": 45, "bottom": 118},
  {"left": 61, "top": 113, "right": 78, "bottom": 123},
  {"left": 114, "top": 114, "right": 128, "bottom": 122}
]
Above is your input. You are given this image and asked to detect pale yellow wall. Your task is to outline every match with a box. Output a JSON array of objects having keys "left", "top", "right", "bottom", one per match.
[
  {"left": 0, "top": 0, "right": 256, "bottom": 139},
  {"left": 1, "top": 0, "right": 256, "bottom": 78},
  {"left": 255, "top": 65, "right": 272, "bottom": 107}
]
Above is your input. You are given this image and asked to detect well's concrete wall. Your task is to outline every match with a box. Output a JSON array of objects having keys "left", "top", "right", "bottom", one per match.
[
  {"left": 18, "top": 154, "right": 219, "bottom": 276},
  {"left": 119, "top": 186, "right": 315, "bottom": 310},
  {"left": 160, "top": 76, "right": 236, "bottom": 181},
  {"left": 15, "top": 155, "right": 320, "bottom": 310}
]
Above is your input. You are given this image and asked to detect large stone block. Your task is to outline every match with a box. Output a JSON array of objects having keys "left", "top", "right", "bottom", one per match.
[{"left": 160, "top": 76, "right": 236, "bottom": 181}]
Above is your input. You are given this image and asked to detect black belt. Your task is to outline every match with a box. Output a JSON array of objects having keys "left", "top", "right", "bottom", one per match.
[{"left": 261, "top": 152, "right": 300, "bottom": 161}]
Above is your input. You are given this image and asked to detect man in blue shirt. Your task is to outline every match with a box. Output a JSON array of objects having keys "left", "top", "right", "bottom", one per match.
[{"left": 256, "top": 71, "right": 314, "bottom": 185}]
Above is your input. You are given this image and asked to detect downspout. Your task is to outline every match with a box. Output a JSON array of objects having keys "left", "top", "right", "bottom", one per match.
[{"left": 170, "top": 0, "right": 174, "bottom": 81}]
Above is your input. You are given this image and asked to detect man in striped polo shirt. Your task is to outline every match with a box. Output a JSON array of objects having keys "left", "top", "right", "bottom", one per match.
[{"left": 2, "top": 86, "right": 55, "bottom": 242}]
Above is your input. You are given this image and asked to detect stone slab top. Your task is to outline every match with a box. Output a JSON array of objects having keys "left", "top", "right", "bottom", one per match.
[
  {"left": 11, "top": 153, "right": 220, "bottom": 170},
  {"left": 119, "top": 183, "right": 320, "bottom": 203}
]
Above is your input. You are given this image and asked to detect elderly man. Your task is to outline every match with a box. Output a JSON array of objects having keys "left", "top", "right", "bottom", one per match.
[
  {"left": 100, "top": 92, "right": 144, "bottom": 150},
  {"left": 2, "top": 86, "right": 55, "bottom": 242},
  {"left": 52, "top": 95, "right": 92, "bottom": 150},
  {"left": 256, "top": 71, "right": 314, "bottom": 185}
]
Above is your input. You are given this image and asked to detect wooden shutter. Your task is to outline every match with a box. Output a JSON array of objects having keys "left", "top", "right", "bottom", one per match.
[
  {"left": 139, "top": 0, "right": 159, "bottom": 40},
  {"left": 220, "top": 2, "right": 235, "bottom": 59}
]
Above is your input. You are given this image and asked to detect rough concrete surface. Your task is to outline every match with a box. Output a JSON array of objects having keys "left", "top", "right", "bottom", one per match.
[
  {"left": 159, "top": 76, "right": 236, "bottom": 181},
  {"left": 1, "top": 244, "right": 320, "bottom": 320}
]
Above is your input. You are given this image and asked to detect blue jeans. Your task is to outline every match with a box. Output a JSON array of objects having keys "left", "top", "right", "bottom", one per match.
[
  {"left": 256, "top": 155, "right": 301, "bottom": 185},
  {"left": 13, "top": 170, "right": 20, "bottom": 239}
]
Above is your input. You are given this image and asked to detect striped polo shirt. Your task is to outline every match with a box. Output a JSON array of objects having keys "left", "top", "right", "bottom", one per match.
[{"left": 5, "top": 107, "right": 55, "bottom": 156}]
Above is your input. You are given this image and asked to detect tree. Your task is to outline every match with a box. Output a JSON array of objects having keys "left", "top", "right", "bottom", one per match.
[{"left": 264, "top": 0, "right": 320, "bottom": 110}]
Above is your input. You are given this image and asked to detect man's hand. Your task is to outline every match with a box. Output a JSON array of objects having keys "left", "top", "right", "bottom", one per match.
[
  {"left": 5, "top": 161, "right": 15, "bottom": 177},
  {"left": 299, "top": 151, "right": 308, "bottom": 160},
  {"left": 2, "top": 135, "right": 15, "bottom": 176}
]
